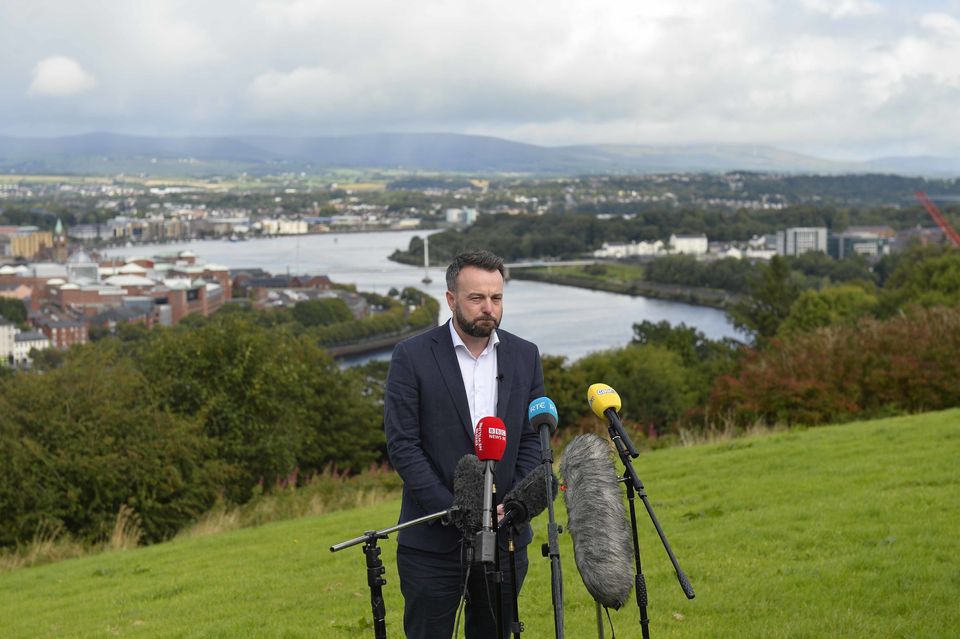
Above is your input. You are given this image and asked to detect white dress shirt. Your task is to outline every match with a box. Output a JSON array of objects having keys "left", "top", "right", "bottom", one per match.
[{"left": 449, "top": 320, "right": 500, "bottom": 434}]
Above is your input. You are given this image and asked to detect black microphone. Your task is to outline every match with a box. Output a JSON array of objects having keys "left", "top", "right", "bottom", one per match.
[
  {"left": 501, "top": 465, "right": 558, "bottom": 529},
  {"left": 452, "top": 454, "right": 485, "bottom": 535},
  {"left": 560, "top": 433, "right": 634, "bottom": 610}
]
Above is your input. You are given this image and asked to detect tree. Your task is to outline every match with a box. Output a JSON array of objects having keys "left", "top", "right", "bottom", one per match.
[
  {"left": 292, "top": 298, "right": 354, "bottom": 327},
  {"left": 0, "top": 345, "right": 225, "bottom": 546},
  {"left": 778, "top": 284, "right": 879, "bottom": 337},
  {"left": 137, "top": 314, "right": 383, "bottom": 502},
  {"left": 728, "top": 256, "right": 804, "bottom": 344},
  {"left": 572, "top": 345, "right": 696, "bottom": 434},
  {"left": 879, "top": 247, "right": 960, "bottom": 315},
  {"left": 0, "top": 298, "right": 27, "bottom": 325}
]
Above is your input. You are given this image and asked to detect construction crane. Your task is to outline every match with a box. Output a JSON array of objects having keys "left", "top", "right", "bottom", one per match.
[{"left": 915, "top": 191, "right": 960, "bottom": 247}]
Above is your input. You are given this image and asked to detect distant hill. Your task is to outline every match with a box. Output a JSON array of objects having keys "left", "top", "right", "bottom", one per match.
[{"left": 0, "top": 131, "right": 953, "bottom": 176}]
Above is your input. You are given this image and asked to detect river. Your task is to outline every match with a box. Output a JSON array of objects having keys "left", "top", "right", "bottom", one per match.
[{"left": 103, "top": 230, "right": 743, "bottom": 362}]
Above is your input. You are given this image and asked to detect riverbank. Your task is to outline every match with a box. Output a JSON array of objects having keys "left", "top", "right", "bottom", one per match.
[
  {"left": 508, "top": 268, "right": 742, "bottom": 309},
  {"left": 325, "top": 323, "right": 435, "bottom": 359}
]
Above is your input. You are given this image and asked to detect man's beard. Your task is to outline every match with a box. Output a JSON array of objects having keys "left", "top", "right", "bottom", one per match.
[{"left": 454, "top": 305, "right": 499, "bottom": 338}]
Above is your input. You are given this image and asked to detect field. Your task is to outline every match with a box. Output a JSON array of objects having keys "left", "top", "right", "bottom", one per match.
[{"left": 1, "top": 410, "right": 958, "bottom": 638}]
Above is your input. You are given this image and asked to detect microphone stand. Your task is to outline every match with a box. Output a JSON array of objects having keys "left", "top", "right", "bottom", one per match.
[
  {"left": 504, "top": 524, "right": 524, "bottom": 639},
  {"left": 606, "top": 422, "right": 695, "bottom": 639},
  {"left": 330, "top": 506, "right": 461, "bottom": 639},
  {"left": 489, "top": 485, "right": 505, "bottom": 637},
  {"left": 538, "top": 425, "right": 565, "bottom": 639}
]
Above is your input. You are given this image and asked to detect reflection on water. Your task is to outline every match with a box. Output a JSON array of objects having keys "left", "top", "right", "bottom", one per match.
[{"left": 105, "top": 230, "right": 743, "bottom": 362}]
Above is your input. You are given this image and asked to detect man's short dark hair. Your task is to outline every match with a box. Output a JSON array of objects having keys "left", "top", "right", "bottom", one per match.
[{"left": 446, "top": 250, "right": 505, "bottom": 292}]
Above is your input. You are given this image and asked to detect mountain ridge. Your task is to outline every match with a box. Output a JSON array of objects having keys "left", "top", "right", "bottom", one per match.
[{"left": 0, "top": 131, "right": 953, "bottom": 176}]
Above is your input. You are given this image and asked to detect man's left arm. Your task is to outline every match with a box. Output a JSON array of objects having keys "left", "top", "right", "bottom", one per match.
[{"left": 514, "top": 347, "right": 545, "bottom": 480}]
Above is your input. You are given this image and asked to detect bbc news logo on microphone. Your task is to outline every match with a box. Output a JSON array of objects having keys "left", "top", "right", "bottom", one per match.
[{"left": 490, "top": 427, "right": 506, "bottom": 440}]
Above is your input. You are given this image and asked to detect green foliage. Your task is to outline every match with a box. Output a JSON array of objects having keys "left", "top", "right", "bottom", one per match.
[
  {"left": 0, "top": 306, "right": 398, "bottom": 549},
  {"left": 878, "top": 246, "right": 960, "bottom": 314},
  {"left": 28, "top": 347, "right": 66, "bottom": 371},
  {"left": 0, "top": 298, "right": 27, "bottom": 325},
  {"left": 785, "top": 252, "right": 875, "bottom": 287},
  {"left": 727, "top": 256, "right": 804, "bottom": 343},
  {"left": 540, "top": 354, "right": 589, "bottom": 430},
  {"left": 573, "top": 345, "right": 697, "bottom": 433},
  {"left": 711, "top": 306, "right": 960, "bottom": 426},
  {"left": 138, "top": 314, "right": 382, "bottom": 502},
  {"left": 778, "top": 284, "right": 879, "bottom": 337},
  {"left": 632, "top": 320, "right": 742, "bottom": 412},
  {"left": 291, "top": 298, "right": 354, "bottom": 327},
  {"left": 644, "top": 255, "right": 754, "bottom": 293},
  {"left": 0, "top": 346, "right": 225, "bottom": 546}
]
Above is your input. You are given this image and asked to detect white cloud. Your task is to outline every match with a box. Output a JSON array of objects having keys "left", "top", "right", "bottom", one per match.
[
  {"left": 3, "top": 0, "right": 960, "bottom": 156},
  {"left": 27, "top": 55, "right": 97, "bottom": 97},
  {"left": 802, "top": 0, "right": 882, "bottom": 19}
]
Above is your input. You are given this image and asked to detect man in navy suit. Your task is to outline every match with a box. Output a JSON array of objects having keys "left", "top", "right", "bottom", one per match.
[{"left": 385, "top": 249, "right": 544, "bottom": 639}]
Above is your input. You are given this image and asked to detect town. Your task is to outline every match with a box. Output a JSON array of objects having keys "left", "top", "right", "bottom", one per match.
[{"left": 2, "top": 171, "right": 958, "bottom": 366}]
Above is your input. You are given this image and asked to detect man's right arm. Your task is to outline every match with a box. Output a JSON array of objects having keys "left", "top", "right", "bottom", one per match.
[{"left": 384, "top": 341, "right": 455, "bottom": 514}]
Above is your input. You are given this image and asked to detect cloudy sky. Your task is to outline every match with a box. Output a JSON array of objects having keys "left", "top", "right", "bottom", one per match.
[{"left": 1, "top": 0, "right": 959, "bottom": 159}]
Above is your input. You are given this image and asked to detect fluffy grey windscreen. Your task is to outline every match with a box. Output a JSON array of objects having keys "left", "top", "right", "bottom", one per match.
[{"left": 560, "top": 434, "right": 634, "bottom": 610}]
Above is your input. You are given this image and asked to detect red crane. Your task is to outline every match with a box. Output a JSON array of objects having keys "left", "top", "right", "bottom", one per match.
[{"left": 915, "top": 191, "right": 960, "bottom": 247}]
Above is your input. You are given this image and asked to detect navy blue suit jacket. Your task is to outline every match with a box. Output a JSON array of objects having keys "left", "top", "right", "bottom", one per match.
[{"left": 384, "top": 321, "right": 544, "bottom": 553}]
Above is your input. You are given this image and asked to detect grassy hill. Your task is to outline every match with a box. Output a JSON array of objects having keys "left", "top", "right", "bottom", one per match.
[{"left": 1, "top": 410, "right": 958, "bottom": 638}]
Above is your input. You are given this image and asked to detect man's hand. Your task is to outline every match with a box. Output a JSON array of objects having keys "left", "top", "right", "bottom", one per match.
[{"left": 497, "top": 503, "right": 505, "bottom": 523}]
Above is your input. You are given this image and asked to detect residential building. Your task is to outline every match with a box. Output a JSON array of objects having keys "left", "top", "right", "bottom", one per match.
[
  {"left": 12, "top": 331, "right": 50, "bottom": 365},
  {"left": 38, "top": 318, "right": 88, "bottom": 349},
  {"left": 669, "top": 234, "right": 709, "bottom": 255},
  {"left": 0, "top": 318, "right": 15, "bottom": 363},
  {"left": 593, "top": 240, "right": 664, "bottom": 259}
]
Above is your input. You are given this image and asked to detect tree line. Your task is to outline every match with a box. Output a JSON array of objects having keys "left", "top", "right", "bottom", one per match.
[
  {"left": 391, "top": 200, "right": 959, "bottom": 267},
  {"left": 0, "top": 291, "right": 437, "bottom": 549}
]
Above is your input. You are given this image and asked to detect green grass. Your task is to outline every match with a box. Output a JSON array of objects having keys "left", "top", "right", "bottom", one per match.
[
  {"left": 1, "top": 410, "right": 958, "bottom": 638},
  {"left": 533, "top": 263, "right": 647, "bottom": 283}
]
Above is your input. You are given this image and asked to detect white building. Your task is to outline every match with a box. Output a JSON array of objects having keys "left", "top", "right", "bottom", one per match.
[
  {"left": 0, "top": 318, "right": 16, "bottom": 363},
  {"left": 259, "top": 218, "right": 309, "bottom": 235},
  {"left": 592, "top": 240, "right": 664, "bottom": 259},
  {"left": 669, "top": 234, "right": 709, "bottom": 255},
  {"left": 776, "top": 227, "right": 828, "bottom": 256},
  {"left": 12, "top": 331, "right": 50, "bottom": 365}
]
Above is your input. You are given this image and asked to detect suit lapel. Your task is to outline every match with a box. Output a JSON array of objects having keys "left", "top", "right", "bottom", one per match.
[
  {"left": 496, "top": 332, "right": 514, "bottom": 420},
  {"left": 432, "top": 323, "right": 474, "bottom": 440}
]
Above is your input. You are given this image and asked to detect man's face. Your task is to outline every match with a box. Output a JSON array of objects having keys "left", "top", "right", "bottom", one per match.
[{"left": 446, "top": 266, "right": 504, "bottom": 338}]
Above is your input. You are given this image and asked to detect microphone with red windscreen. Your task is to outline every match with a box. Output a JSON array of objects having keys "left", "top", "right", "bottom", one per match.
[
  {"left": 475, "top": 415, "right": 507, "bottom": 461},
  {"left": 474, "top": 416, "right": 506, "bottom": 564}
]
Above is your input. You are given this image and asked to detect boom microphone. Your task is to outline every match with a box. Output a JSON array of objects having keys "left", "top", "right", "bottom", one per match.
[
  {"left": 501, "top": 465, "right": 558, "bottom": 528},
  {"left": 475, "top": 416, "right": 506, "bottom": 564},
  {"left": 587, "top": 383, "right": 639, "bottom": 458},
  {"left": 560, "top": 434, "right": 633, "bottom": 610}
]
